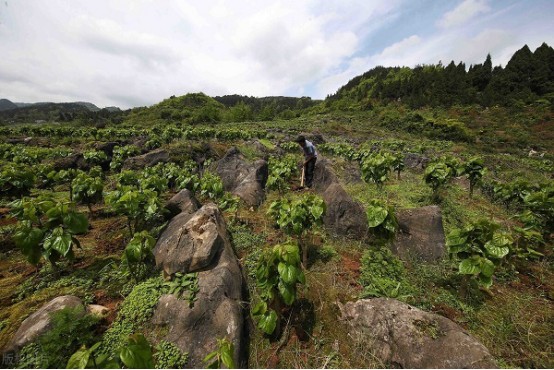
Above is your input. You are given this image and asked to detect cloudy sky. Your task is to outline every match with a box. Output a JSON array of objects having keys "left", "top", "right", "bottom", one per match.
[{"left": 0, "top": 0, "right": 553, "bottom": 109}]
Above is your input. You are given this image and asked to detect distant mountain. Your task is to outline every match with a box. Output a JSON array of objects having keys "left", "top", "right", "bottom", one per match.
[
  {"left": 4, "top": 100, "right": 102, "bottom": 111},
  {"left": 0, "top": 99, "right": 18, "bottom": 111}
]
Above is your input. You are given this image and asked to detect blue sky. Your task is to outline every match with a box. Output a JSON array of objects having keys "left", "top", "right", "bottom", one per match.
[{"left": 0, "top": 0, "right": 552, "bottom": 108}]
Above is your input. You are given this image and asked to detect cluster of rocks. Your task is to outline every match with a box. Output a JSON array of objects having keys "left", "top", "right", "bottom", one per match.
[{"left": 4, "top": 140, "right": 499, "bottom": 369}]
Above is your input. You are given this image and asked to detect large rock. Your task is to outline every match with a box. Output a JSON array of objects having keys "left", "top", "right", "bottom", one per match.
[
  {"left": 122, "top": 149, "right": 169, "bottom": 170},
  {"left": 391, "top": 205, "right": 445, "bottom": 261},
  {"left": 340, "top": 298, "right": 497, "bottom": 368},
  {"left": 152, "top": 204, "right": 244, "bottom": 368},
  {"left": 215, "top": 147, "right": 268, "bottom": 207},
  {"left": 312, "top": 158, "right": 338, "bottom": 193},
  {"left": 5, "top": 295, "right": 84, "bottom": 353},
  {"left": 165, "top": 189, "right": 201, "bottom": 218},
  {"left": 52, "top": 153, "right": 82, "bottom": 171},
  {"left": 322, "top": 183, "right": 368, "bottom": 239},
  {"left": 404, "top": 152, "right": 430, "bottom": 170},
  {"left": 312, "top": 159, "right": 368, "bottom": 239},
  {"left": 154, "top": 205, "right": 226, "bottom": 276}
]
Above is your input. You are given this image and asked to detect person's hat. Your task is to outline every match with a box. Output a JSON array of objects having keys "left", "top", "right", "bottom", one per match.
[{"left": 295, "top": 135, "right": 306, "bottom": 143}]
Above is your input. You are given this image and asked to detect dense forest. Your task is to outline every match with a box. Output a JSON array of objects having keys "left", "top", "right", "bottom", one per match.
[{"left": 327, "top": 43, "right": 554, "bottom": 109}]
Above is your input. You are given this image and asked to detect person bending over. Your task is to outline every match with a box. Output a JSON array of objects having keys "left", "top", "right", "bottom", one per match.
[{"left": 295, "top": 135, "right": 317, "bottom": 188}]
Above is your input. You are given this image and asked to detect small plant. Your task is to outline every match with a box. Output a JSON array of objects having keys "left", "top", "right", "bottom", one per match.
[
  {"left": 203, "top": 338, "right": 235, "bottom": 369},
  {"left": 446, "top": 219, "right": 513, "bottom": 288},
  {"left": 266, "top": 154, "right": 298, "bottom": 193},
  {"left": 165, "top": 272, "right": 200, "bottom": 307},
  {"left": 359, "top": 246, "right": 412, "bottom": 300},
  {"left": 154, "top": 341, "right": 188, "bottom": 369},
  {"left": 83, "top": 150, "right": 108, "bottom": 166},
  {"left": 71, "top": 172, "right": 104, "bottom": 214},
  {"left": 423, "top": 161, "right": 454, "bottom": 200},
  {"left": 67, "top": 333, "right": 154, "bottom": 369},
  {"left": 123, "top": 230, "right": 156, "bottom": 282},
  {"left": 10, "top": 196, "right": 88, "bottom": 266},
  {"left": 460, "top": 157, "right": 486, "bottom": 198},
  {"left": 0, "top": 163, "right": 36, "bottom": 196},
  {"left": 267, "top": 194, "right": 325, "bottom": 265},
  {"left": 366, "top": 199, "right": 398, "bottom": 241},
  {"left": 105, "top": 186, "right": 164, "bottom": 236},
  {"left": 390, "top": 153, "right": 405, "bottom": 180},
  {"left": 360, "top": 152, "right": 392, "bottom": 188},
  {"left": 252, "top": 242, "right": 305, "bottom": 335}
]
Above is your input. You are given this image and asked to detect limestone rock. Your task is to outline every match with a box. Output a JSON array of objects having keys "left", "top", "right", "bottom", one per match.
[
  {"left": 392, "top": 205, "right": 445, "bottom": 261},
  {"left": 154, "top": 204, "right": 227, "bottom": 276},
  {"left": 340, "top": 298, "right": 497, "bottom": 368},
  {"left": 312, "top": 158, "right": 339, "bottom": 193},
  {"left": 122, "top": 149, "right": 169, "bottom": 170},
  {"left": 86, "top": 304, "right": 110, "bottom": 318},
  {"left": 322, "top": 183, "right": 368, "bottom": 239},
  {"left": 404, "top": 152, "right": 430, "bottom": 170},
  {"left": 215, "top": 147, "right": 268, "bottom": 207},
  {"left": 165, "top": 189, "right": 201, "bottom": 218},
  {"left": 5, "top": 296, "right": 84, "bottom": 353},
  {"left": 152, "top": 204, "right": 244, "bottom": 368}
]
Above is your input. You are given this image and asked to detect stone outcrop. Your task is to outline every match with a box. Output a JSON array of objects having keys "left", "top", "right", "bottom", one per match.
[
  {"left": 165, "top": 189, "right": 201, "bottom": 218},
  {"left": 5, "top": 295, "right": 84, "bottom": 353},
  {"left": 322, "top": 183, "right": 368, "bottom": 239},
  {"left": 404, "top": 152, "right": 430, "bottom": 170},
  {"left": 152, "top": 204, "right": 244, "bottom": 368},
  {"left": 340, "top": 298, "right": 497, "bottom": 368},
  {"left": 391, "top": 205, "right": 446, "bottom": 261},
  {"left": 312, "top": 158, "right": 368, "bottom": 239},
  {"left": 122, "top": 148, "right": 169, "bottom": 170},
  {"left": 215, "top": 147, "right": 268, "bottom": 207}
]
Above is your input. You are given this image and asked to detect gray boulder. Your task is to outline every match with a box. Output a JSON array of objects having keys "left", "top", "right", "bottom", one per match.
[
  {"left": 52, "top": 153, "right": 82, "bottom": 171},
  {"left": 122, "top": 149, "right": 169, "bottom": 170},
  {"left": 404, "top": 152, "right": 430, "bottom": 170},
  {"left": 322, "top": 183, "right": 368, "bottom": 239},
  {"left": 312, "top": 159, "right": 368, "bottom": 239},
  {"left": 165, "top": 189, "right": 201, "bottom": 218},
  {"left": 152, "top": 204, "right": 244, "bottom": 368},
  {"left": 215, "top": 147, "right": 268, "bottom": 207},
  {"left": 154, "top": 204, "right": 226, "bottom": 276},
  {"left": 312, "top": 158, "right": 339, "bottom": 193},
  {"left": 391, "top": 205, "right": 445, "bottom": 261},
  {"left": 5, "top": 295, "right": 84, "bottom": 353},
  {"left": 340, "top": 298, "right": 497, "bottom": 368}
]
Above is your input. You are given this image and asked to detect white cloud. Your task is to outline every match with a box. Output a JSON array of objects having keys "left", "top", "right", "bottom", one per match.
[
  {"left": 0, "top": 0, "right": 552, "bottom": 107},
  {"left": 438, "top": 0, "right": 491, "bottom": 29}
]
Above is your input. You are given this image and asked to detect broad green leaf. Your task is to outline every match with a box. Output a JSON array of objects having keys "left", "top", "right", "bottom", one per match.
[
  {"left": 278, "top": 281, "right": 295, "bottom": 306},
  {"left": 119, "top": 334, "right": 154, "bottom": 369},
  {"left": 66, "top": 346, "right": 90, "bottom": 369},
  {"left": 459, "top": 258, "right": 480, "bottom": 275},
  {"left": 278, "top": 262, "right": 299, "bottom": 284},
  {"left": 367, "top": 206, "right": 388, "bottom": 227},
  {"left": 220, "top": 343, "right": 235, "bottom": 369},
  {"left": 43, "top": 227, "right": 73, "bottom": 257},
  {"left": 479, "top": 257, "right": 495, "bottom": 278},
  {"left": 64, "top": 212, "right": 89, "bottom": 234},
  {"left": 256, "top": 309, "right": 278, "bottom": 335}
]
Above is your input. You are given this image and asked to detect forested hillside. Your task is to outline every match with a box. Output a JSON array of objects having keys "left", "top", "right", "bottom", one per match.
[{"left": 327, "top": 43, "right": 554, "bottom": 109}]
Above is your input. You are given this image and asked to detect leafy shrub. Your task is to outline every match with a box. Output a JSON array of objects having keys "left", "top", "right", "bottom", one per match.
[
  {"left": 266, "top": 154, "right": 298, "bottom": 193},
  {"left": 203, "top": 338, "right": 235, "bottom": 369},
  {"left": 360, "top": 152, "right": 392, "bottom": 187},
  {"left": 252, "top": 242, "right": 305, "bottom": 335},
  {"left": 460, "top": 157, "right": 486, "bottom": 197},
  {"left": 72, "top": 172, "right": 104, "bottom": 214},
  {"left": 446, "top": 219, "right": 512, "bottom": 288},
  {"left": 105, "top": 186, "right": 164, "bottom": 236},
  {"left": 359, "top": 246, "right": 412, "bottom": 300},
  {"left": 366, "top": 199, "right": 398, "bottom": 240},
  {"left": 123, "top": 231, "right": 155, "bottom": 282},
  {"left": 0, "top": 163, "right": 36, "bottom": 196},
  {"left": 10, "top": 197, "right": 89, "bottom": 266}
]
